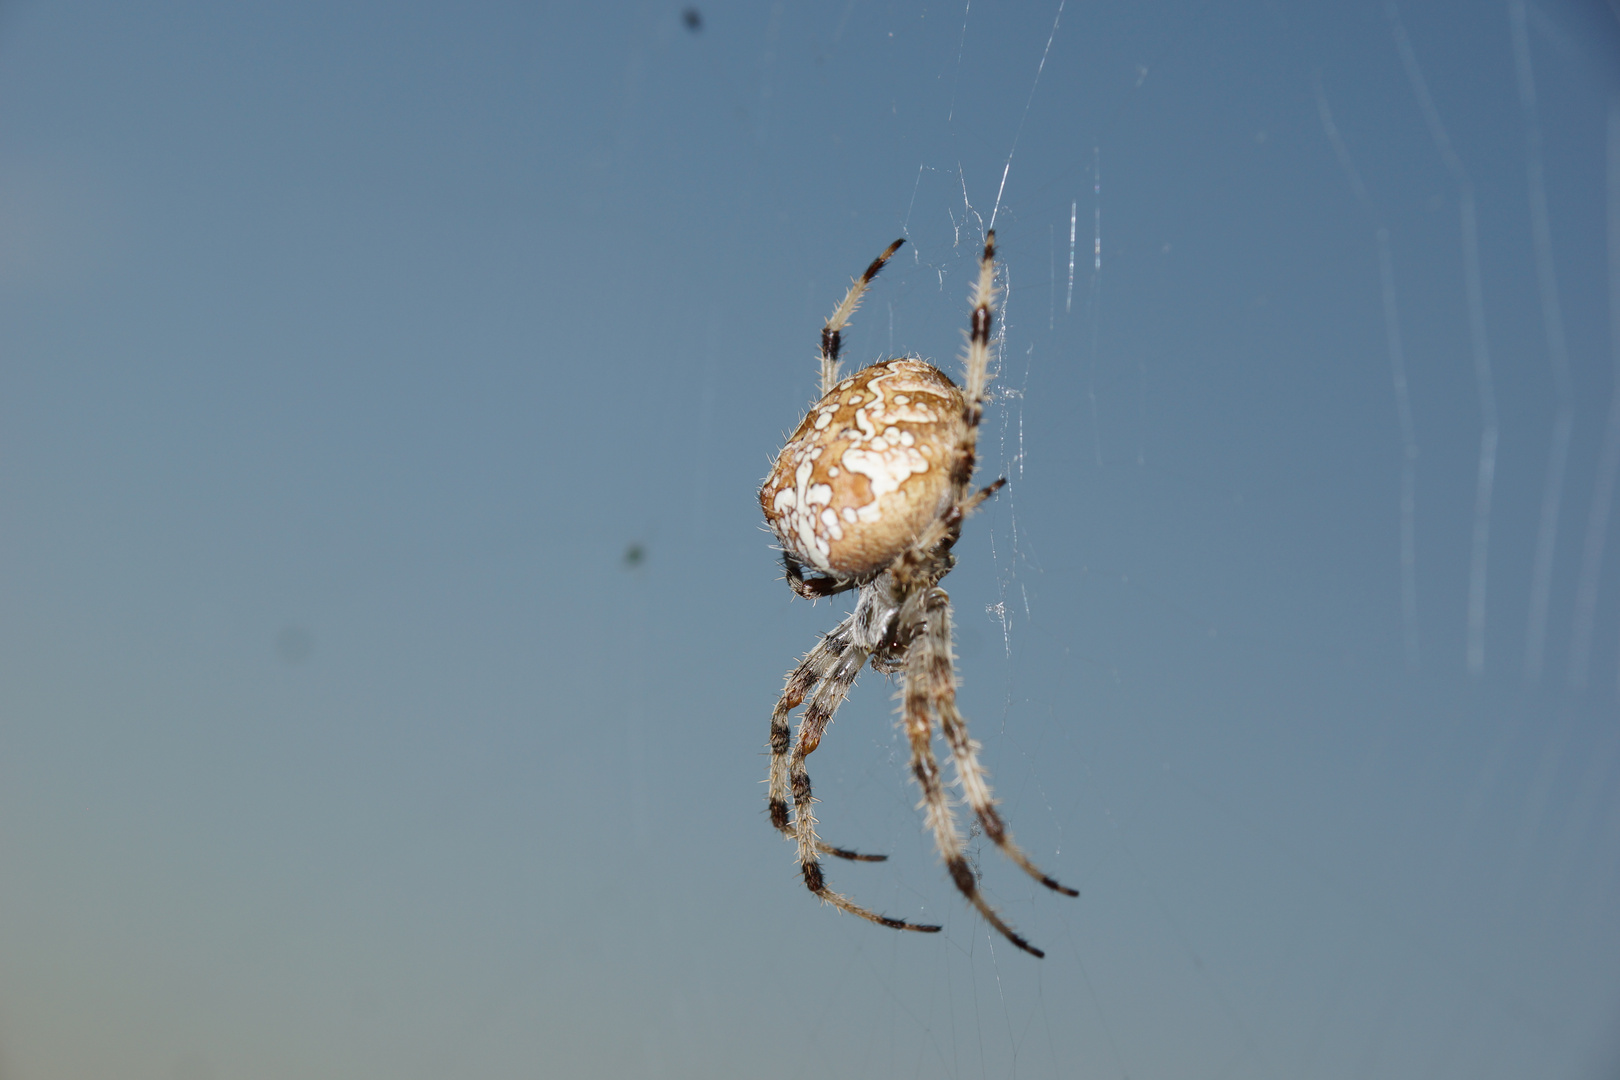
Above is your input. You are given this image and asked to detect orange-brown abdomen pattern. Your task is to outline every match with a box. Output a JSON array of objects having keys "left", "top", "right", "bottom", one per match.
[{"left": 760, "top": 358, "right": 963, "bottom": 580}]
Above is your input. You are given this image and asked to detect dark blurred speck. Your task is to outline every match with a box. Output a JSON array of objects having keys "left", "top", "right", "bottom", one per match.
[
  {"left": 682, "top": 7, "right": 702, "bottom": 32},
  {"left": 275, "top": 626, "right": 314, "bottom": 664},
  {"left": 623, "top": 543, "right": 646, "bottom": 568}
]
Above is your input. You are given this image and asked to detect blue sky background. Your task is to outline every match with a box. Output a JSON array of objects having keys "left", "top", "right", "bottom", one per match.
[{"left": 3, "top": 1, "right": 1618, "bottom": 1077}]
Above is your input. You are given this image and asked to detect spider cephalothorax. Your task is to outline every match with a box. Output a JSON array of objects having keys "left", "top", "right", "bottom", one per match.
[{"left": 759, "top": 233, "right": 1076, "bottom": 957}]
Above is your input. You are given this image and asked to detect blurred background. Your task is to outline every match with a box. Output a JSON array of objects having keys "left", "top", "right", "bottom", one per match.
[{"left": 3, "top": 1, "right": 1619, "bottom": 1076}]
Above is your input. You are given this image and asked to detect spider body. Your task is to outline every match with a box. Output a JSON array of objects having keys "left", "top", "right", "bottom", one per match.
[
  {"left": 761, "top": 234, "right": 1077, "bottom": 958},
  {"left": 761, "top": 357, "right": 962, "bottom": 594}
]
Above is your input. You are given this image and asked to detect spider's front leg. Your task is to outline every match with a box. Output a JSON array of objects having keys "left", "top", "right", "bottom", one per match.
[{"left": 819, "top": 237, "right": 904, "bottom": 394}]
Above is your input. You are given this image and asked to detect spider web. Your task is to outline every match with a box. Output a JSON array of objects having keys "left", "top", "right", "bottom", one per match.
[
  {"left": 758, "top": 2, "right": 1620, "bottom": 1077},
  {"left": 0, "top": 2, "right": 1617, "bottom": 1079}
]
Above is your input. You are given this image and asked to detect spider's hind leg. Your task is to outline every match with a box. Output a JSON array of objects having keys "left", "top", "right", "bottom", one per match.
[
  {"left": 768, "top": 622, "right": 885, "bottom": 862},
  {"left": 905, "top": 586, "right": 1075, "bottom": 958},
  {"left": 788, "top": 655, "right": 941, "bottom": 934},
  {"left": 935, "top": 663, "right": 1080, "bottom": 898}
]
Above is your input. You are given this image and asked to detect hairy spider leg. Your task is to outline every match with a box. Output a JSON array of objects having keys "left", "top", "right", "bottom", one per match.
[
  {"left": 938, "top": 231, "right": 1073, "bottom": 895},
  {"left": 788, "top": 643, "right": 942, "bottom": 934},
  {"left": 962, "top": 231, "right": 997, "bottom": 411},
  {"left": 894, "top": 233, "right": 1004, "bottom": 576},
  {"left": 936, "top": 653, "right": 1079, "bottom": 897},
  {"left": 896, "top": 232, "right": 1075, "bottom": 956},
  {"left": 902, "top": 589, "right": 1041, "bottom": 957},
  {"left": 820, "top": 238, "right": 905, "bottom": 395},
  {"left": 768, "top": 620, "right": 887, "bottom": 862}
]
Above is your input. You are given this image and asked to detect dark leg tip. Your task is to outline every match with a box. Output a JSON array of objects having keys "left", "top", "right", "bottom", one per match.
[
  {"left": 987, "top": 920, "right": 1045, "bottom": 958},
  {"left": 825, "top": 844, "right": 888, "bottom": 863},
  {"left": 1043, "top": 877, "right": 1080, "bottom": 898}
]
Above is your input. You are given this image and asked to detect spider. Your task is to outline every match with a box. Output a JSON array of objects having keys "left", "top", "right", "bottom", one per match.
[{"left": 759, "top": 232, "right": 1077, "bottom": 958}]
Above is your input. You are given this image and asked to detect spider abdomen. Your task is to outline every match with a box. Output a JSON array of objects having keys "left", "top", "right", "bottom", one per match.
[{"left": 760, "top": 358, "right": 962, "bottom": 580}]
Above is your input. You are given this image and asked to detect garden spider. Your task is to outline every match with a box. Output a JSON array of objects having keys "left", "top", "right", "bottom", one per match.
[{"left": 759, "top": 232, "right": 1077, "bottom": 958}]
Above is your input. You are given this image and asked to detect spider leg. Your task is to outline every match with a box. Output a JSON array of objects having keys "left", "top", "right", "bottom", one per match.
[
  {"left": 789, "top": 644, "right": 941, "bottom": 933},
  {"left": 891, "top": 230, "right": 1000, "bottom": 590},
  {"left": 769, "top": 620, "right": 886, "bottom": 862},
  {"left": 927, "top": 592, "right": 1079, "bottom": 899},
  {"left": 769, "top": 623, "right": 846, "bottom": 835},
  {"left": 820, "top": 238, "right": 905, "bottom": 395},
  {"left": 900, "top": 479, "right": 1008, "bottom": 576},
  {"left": 959, "top": 478, "right": 1006, "bottom": 516},
  {"left": 905, "top": 587, "right": 1053, "bottom": 958},
  {"left": 960, "top": 230, "right": 997, "bottom": 412}
]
